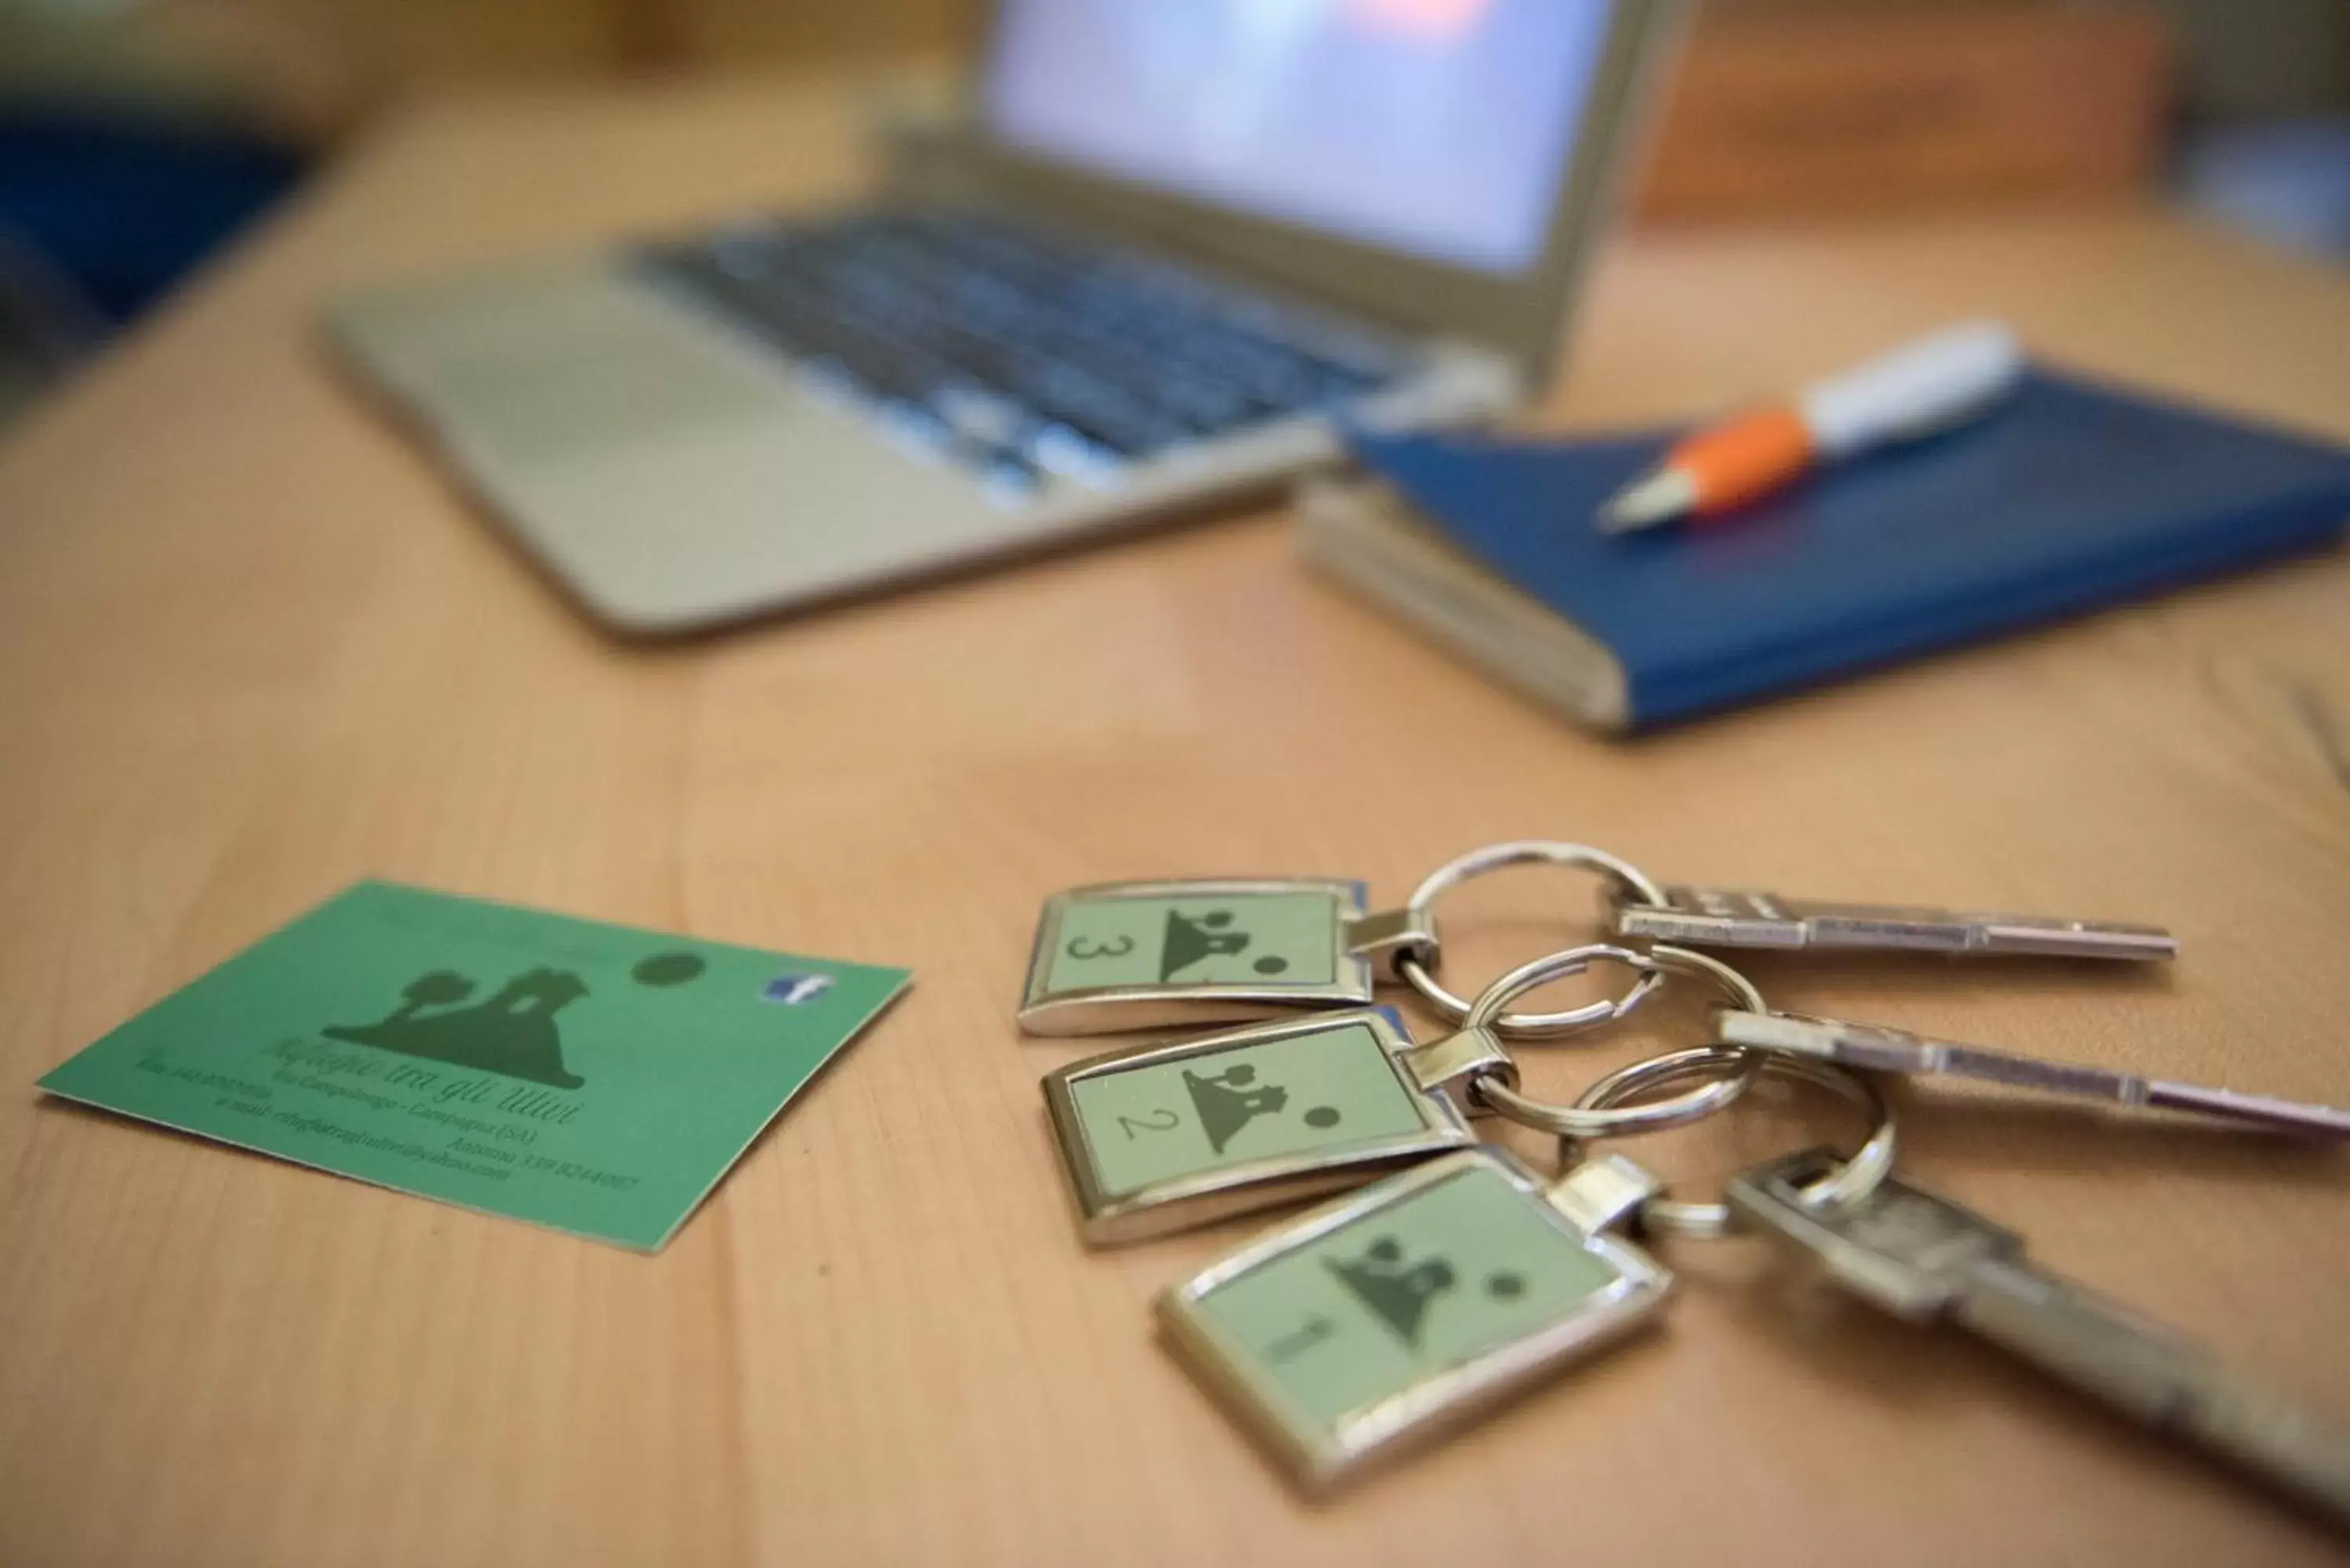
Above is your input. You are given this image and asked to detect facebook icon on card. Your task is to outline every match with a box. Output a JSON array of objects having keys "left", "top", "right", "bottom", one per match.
[{"left": 762, "top": 973, "right": 835, "bottom": 1006}]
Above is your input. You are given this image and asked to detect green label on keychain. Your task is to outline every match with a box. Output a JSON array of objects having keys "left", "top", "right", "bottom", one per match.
[
  {"left": 1046, "top": 892, "right": 1341, "bottom": 992},
  {"left": 1043, "top": 1010, "right": 1472, "bottom": 1244},
  {"left": 1020, "top": 878, "right": 1376, "bottom": 1035},
  {"left": 1194, "top": 1162, "right": 1622, "bottom": 1421},
  {"left": 1159, "top": 1149, "right": 1671, "bottom": 1490}
]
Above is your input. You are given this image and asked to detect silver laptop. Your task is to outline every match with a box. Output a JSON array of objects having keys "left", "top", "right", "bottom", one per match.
[{"left": 327, "top": 1, "right": 1679, "bottom": 634}]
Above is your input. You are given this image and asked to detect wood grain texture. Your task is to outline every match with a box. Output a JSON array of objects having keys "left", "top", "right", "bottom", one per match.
[{"left": 2, "top": 69, "right": 2349, "bottom": 1568}]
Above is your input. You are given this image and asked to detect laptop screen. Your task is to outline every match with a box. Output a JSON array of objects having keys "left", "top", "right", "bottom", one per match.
[{"left": 982, "top": 0, "right": 1620, "bottom": 276}]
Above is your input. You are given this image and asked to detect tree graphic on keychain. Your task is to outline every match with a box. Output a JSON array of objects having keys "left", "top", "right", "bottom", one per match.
[
  {"left": 1159, "top": 908, "right": 1291, "bottom": 981},
  {"left": 1181, "top": 1061, "right": 1343, "bottom": 1152},
  {"left": 1327, "top": 1235, "right": 1529, "bottom": 1348}
]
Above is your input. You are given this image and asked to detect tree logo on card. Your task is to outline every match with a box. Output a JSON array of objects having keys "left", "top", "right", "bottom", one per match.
[
  {"left": 325, "top": 967, "right": 590, "bottom": 1089},
  {"left": 322, "top": 949, "right": 714, "bottom": 1089}
]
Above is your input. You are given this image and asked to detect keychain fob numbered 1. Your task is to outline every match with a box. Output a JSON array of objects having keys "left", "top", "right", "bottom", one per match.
[
  {"left": 1157, "top": 1147, "right": 1672, "bottom": 1492},
  {"left": 1159, "top": 1046, "right": 1900, "bottom": 1493}
]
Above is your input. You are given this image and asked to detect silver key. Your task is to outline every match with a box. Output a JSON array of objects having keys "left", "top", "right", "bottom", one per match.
[
  {"left": 1611, "top": 885, "right": 2176, "bottom": 960},
  {"left": 1729, "top": 1148, "right": 2350, "bottom": 1530},
  {"left": 1715, "top": 1010, "right": 2350, "bottom": 1140}
]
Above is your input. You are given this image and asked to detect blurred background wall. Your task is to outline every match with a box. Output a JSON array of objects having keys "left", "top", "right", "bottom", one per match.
[
  {"left": 1, "top": 0, "right": 2345, "bottom": 421},
  {"left": 9, "top": 0, "right": 2344, "bottom": 142}
]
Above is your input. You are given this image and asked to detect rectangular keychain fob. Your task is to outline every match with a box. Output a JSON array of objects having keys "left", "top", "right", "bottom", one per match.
[
  {"left": 1043, "top": 1008, "right": 1476, "bottom": 1245},
  {"left": 1609, "top": 885, "right": 2176, "bottom": 960},
  {"left": 1020, "top": 877, "right": 1394, "bottom": 1034},
  {"left": 1159, "top": 1147, "right": 1671, "bottom": 1491}
]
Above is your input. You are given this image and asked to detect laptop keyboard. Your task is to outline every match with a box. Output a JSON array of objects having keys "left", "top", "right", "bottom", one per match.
[{"left": 637, "top": 208, "right": 1411, "bottom": 493}]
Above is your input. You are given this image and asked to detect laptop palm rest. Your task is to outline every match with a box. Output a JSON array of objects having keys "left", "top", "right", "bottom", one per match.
[{"left": 330, "top": 257, "right": 1009, "bottom": 632}]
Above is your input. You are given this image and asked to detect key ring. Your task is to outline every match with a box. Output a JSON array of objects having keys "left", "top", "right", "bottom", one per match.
[
  {"left": 1459, "top": 943, "right": 1770, "bottom": 1139},
  {"left": 1567, "top": 1046, "right": 1898, "bottom": 1239},
  {"left": 1397, "top": 841, "right": 1670, "bottom": 1037}
]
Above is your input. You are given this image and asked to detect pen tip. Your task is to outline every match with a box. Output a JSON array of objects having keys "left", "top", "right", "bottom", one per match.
[{"left": 1595, "top": 468, "right": 1697, "bottom": 534}]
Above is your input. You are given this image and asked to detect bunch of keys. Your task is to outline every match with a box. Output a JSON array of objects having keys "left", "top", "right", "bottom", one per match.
[
  {"left": 1145, "top": 948, "right": 1893, "bottom": 1490},
  {"left": 1162, "top": 1024, "right": 2350, "bottom": 1519},
  {"left": 1017, "top": 840, "right": 2179, "bottom": 1039},
  {"left": 1018, "top": 840, "right": 2350, "bottom": 1521}
]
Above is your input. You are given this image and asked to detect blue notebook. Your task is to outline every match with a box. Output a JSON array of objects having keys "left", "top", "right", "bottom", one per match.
[{"left": 1334, "top": 370, "right": 2350, "bottom": 732}]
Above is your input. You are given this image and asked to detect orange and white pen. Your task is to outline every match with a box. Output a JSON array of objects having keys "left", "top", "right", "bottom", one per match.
[{"left": 1596, "top": 320, "right": 2025, "bottom": 534}]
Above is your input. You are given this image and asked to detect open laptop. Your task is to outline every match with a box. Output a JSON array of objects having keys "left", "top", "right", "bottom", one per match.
[{"left": 327, "top": 1, "right": 1679, "bottom": 634}]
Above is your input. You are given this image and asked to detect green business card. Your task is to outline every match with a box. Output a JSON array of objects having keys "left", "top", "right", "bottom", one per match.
[{"left": 38, "top": 880, "right": 910, "bottom": 1251}]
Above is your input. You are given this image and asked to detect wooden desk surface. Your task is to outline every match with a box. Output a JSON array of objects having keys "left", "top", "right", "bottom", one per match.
[{"left": 3, "top": 72, "right": 2348, "bottom": 1568}]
